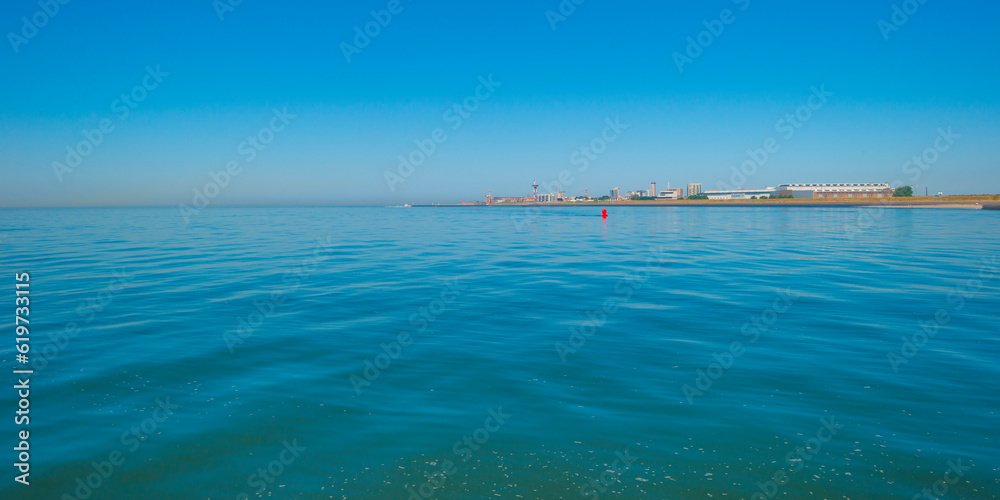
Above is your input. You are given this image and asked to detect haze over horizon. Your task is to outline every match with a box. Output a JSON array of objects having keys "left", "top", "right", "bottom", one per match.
[{"left": 2, "top": 0, "right": 999, "bottom": 208}]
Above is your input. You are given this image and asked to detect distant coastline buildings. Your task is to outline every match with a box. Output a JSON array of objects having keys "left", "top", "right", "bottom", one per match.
[{"left": 482, "top": 181, "right": 898, "bottom": 204}]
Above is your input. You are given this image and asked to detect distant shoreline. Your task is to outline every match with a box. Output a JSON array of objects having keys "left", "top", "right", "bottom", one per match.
[{"left": 413, "top": 196, "right": 1000, "bottom": 210}]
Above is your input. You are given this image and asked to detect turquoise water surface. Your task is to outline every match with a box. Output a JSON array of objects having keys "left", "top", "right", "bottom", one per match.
[{"left": 1, "top": 206, "right": 998, "bottom": 499}]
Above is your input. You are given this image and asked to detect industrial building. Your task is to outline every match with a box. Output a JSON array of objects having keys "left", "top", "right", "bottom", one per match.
[
  {"left": 778, "top": 183, "right": 893, "bottom": 199},
  {"left": 703, "top": 188, "right": 779, "bottom": 200}
]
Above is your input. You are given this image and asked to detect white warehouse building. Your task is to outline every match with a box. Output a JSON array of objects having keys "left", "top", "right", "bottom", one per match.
[
  {"left": 778, "top": 183, "right": 893, "bottom": 199},
  {"left": 702, "top": 188, "right": 779, "bottom": 200}
]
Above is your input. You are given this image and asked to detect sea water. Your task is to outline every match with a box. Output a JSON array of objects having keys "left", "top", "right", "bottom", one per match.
[{"left": 1, "top": 206, "right": 997, "bottom": 499}]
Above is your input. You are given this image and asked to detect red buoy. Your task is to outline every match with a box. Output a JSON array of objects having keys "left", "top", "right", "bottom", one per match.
[{"left": 602, "top": 209, "right": 608, "bottom": 218}]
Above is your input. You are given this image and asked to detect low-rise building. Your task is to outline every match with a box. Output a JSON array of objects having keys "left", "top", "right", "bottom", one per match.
[
  {"left": 657, "top": 188, "right": 683, "bottom": 200},
  {"left": 778, "top": 183, "right": 893, "bottom": 199},
  {"left": 703, "top": 187, "right": 779, "bottom": 200}
]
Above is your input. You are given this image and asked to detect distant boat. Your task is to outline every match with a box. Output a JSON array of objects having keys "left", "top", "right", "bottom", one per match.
[{"left": 403, "top": 203, "right": 412, "bottom": 207}]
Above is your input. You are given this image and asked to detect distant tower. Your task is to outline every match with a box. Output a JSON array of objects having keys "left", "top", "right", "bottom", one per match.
[
  {"left": 651, "top": 182, "right": 657, "bottom": 197},
  {"left": 585, "top": 188, "right": 588, "bottom": 198},
  {"left": 533, "top": 180, "right": 538, "bottom": 199}
]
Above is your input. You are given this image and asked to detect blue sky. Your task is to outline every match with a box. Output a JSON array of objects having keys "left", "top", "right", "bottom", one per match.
[{"left": 1, "top": 0, "right": 998, "bottom": 207}]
